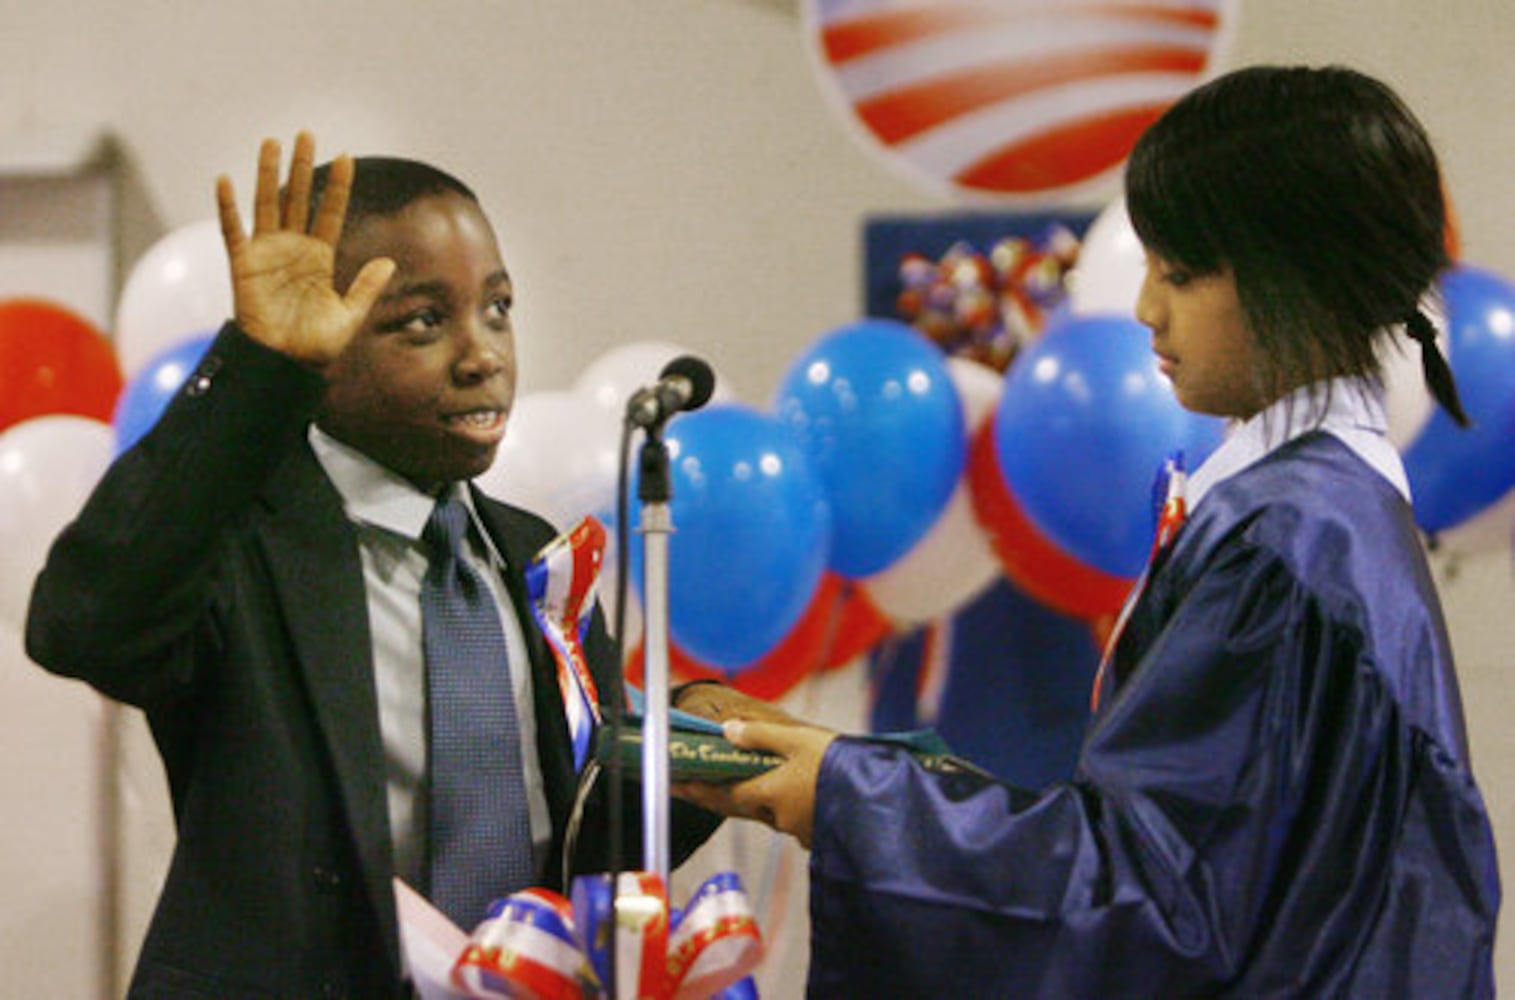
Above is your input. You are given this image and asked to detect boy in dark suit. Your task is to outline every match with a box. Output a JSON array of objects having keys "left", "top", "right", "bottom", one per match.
[{"left": 27, "top": 132, "right": 735, "bottom": 998}]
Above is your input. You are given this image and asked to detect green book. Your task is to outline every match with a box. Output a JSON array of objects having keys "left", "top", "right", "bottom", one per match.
[{"left": 596, "top": 717, "right": 994, "bottom": 784}]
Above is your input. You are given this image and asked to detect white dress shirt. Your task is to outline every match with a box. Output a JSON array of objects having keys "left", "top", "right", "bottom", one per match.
[
  {"left": 309, "top": 427, "right": 551, "bottom": 891},
  {"left": 1187, "top": 376, "right": 1411, "bottom": 513}
]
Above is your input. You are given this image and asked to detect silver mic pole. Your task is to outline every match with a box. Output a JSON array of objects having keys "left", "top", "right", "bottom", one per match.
[{"left": 637, "top": 493, "right": 673, "bottom": 884}]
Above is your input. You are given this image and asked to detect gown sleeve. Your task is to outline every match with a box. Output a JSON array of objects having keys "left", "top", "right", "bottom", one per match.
[{"left": 806, "top": 528, "right": 1495, "bottom": 997}]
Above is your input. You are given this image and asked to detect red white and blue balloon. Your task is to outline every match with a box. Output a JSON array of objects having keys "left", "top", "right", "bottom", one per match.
[{"left": 803, "top": 0, "right": 1237, "bottom": 204}]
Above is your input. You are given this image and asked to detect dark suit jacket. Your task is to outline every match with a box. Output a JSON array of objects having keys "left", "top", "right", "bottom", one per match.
[{"left": 26, "top": 325, "right": 717, "bottom": 999}]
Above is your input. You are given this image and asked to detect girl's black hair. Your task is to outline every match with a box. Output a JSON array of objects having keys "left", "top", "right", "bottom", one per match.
[{"left": 1125, "top": 64, "right": 1469, "bottom": 426}]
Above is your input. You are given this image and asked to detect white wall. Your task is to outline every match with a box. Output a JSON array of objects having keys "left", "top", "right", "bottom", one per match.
[{"left": 2, "top": 1, "right": 1510, "bottom": 996}]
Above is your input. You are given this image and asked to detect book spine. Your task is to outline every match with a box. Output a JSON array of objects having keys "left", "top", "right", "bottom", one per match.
[{"left": 599, "top": 729, "right": 977, "bottom": 783}]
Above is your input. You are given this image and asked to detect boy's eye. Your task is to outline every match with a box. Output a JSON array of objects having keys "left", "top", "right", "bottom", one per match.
[
  {"left": 1162, "top": 267, "right": 1193, "bottom": 288},
  {"left": 400, "top": 308, "right": 444, "bottom": 334},
  {"left": 486, "top": 295, "right": 512, "bottom": 321}
]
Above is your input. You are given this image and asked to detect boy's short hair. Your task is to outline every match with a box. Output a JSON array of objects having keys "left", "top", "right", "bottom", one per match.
[{"left": 310, "top": 156, "right": 479, "bottom": 227}]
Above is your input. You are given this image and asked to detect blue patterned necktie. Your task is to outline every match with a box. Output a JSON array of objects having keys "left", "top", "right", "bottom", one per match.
[{"left": 421, "top": 496, "right": 534, "bottom": 929}]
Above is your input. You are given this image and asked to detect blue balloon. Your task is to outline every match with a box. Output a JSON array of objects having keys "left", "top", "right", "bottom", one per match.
[
  {"left": 630, "top": 403, "right": 832, "bottom": 669},
  {"left": 994, "top": 314, "right": 1225, "bottom": 578},
  {"left": 709, "top": 977, "right": 759, "bottom": 1000},
  {"left": 1403, "top": 266, "right": 1515, "bottom": 533},
  {"left": 773, "top": 319, "right": 965, "bottom": 578},
  {"left": 111, "top": 333, "right": 214, "bottom": 454}
]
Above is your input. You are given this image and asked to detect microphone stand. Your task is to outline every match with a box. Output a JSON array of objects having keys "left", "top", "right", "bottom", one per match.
[
  {"left": 635, "top": 426, "right": 674, "bottom": 885},
  {"left": 611, "top": 356, "right": 709, "bottom": 999}
]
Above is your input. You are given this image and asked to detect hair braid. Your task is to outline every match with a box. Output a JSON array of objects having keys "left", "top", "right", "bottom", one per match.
[{"left": 1405, "top": 310, "right": 1472, "bottom": 427}]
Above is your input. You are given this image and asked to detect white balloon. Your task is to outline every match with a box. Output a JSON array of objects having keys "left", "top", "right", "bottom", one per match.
[
  {"left": 942, "top": 355, "right": 1004, "bottom": 429},
  {"left": 572, "top": 340, "right": 737, "bottom": 417},
  {"left": 1381, "top": 339, "right": 1434, "bottom": 450},
  {"left": 1380, "top": 297, "right": 1448, "bottom": 450},
  {"left": 1068, "top": 195, "right": 1147, "bottom": 319},
  {"left": 115, "top": 218, "right": 234, "bottom": 377},
  {"left": 0, "top": 416, "right": 116, "bottom": 627},
  {"left": 477, "top": 391, "right": 622, "bottom": 535},
  {"left": 479, "top": 389, "right": 648, "bottom": 644},
  {"left": 495, "top": 342, "right": 737, "bottom": 644},
  {"left": 860, "top": 357, "right": 1004, "bottom": 625},
  {"left": 600, "top": 539, "right": 643, "bottom": 650}
]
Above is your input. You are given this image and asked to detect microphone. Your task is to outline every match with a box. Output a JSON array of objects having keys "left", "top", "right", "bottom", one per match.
[{"left": 625, "top": 355, "right": 716, "bottom": 428}]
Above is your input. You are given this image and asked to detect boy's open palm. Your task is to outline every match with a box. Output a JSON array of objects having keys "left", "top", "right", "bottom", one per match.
[{"left": 215, "top": 131, "right": 395, "bottom": 368}]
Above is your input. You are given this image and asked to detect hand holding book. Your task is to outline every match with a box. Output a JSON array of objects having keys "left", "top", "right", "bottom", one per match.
[
  {"left": 640, "top": 714, "right": 993, "bottom": 848},
  {"left": 599, "top": 714, "right": 994, "bottom": 784}
]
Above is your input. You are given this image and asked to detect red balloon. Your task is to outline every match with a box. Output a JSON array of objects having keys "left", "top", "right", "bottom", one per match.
[
  {"left": 626, "top": 573, "right": 889, "bottom": 701},
  {"left": 965, "top": 419, "right": 1134, "bottom": 620},
  {"left": 817, "top": 576, "right": 893, "bottom": 671},
  {"left": 0, "top": 298, "right": 123, "bottom": 432},
  {"left": 1444, "top": 184, "right": 1461, "bottom": 261}
]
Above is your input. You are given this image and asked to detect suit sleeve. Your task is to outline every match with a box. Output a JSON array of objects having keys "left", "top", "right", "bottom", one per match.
[
  {"left": 804, "top": 534, "right": 1448, "bottom": 997},
  {"left": 25, "top": 324, "right": 325, "bottom": 709}
]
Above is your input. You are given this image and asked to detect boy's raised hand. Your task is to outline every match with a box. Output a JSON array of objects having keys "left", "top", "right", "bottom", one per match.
[{"left": 215, "top": 131, "right": 395, "bottom": 368}]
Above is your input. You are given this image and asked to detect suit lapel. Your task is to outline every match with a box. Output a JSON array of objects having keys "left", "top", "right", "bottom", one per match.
[
  {"left": 258, "top": 446, "right": 400, "bottom": 959},
  {"left": 255, "top": 461, "right": 578, "bottom": 932},
  {"left": 469, "top": 492, "right": 579, "bottom": 837}
]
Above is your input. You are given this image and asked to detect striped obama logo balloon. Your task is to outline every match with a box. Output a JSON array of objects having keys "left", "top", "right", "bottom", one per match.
[{"left": 804, "top": 0, "right": 1237, "bottom": 203}]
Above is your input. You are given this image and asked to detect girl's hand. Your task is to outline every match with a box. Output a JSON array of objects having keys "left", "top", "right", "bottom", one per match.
[{"left": 674, "top": 718, "right": 838, "bottom": 848}]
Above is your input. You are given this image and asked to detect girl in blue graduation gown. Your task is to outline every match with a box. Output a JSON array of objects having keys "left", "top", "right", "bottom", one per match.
[{"left": 678, "top": 65, "right": 1500, "bottom": 997}]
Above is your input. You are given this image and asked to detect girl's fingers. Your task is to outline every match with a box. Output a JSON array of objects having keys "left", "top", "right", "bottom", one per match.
[{"left": 724, "top": 718, "right": 830, "bottom": 757}]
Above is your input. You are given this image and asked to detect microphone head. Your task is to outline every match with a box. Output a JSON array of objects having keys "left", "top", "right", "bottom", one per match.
[{"left": 659, "top": 354, "right": 716, "bottom": 412}]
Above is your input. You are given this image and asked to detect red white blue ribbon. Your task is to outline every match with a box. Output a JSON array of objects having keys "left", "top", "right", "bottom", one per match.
[
  {"left": 526, "top": 517, "right": 606, "bottom": 772},
  {"left": 1149, "top": 450, "right": 1189, "bottom": 554},
  {"left": 453, "top": 889, "right": 593, "bottom": 999},
  {"left": 573, "top": 872, "right": 762, "bottom": 999},
  {"left": 1091, "top": 451, "right": 1187, "bottom": 712},
  {"left": 448, "top": 871, "right": 763, "bottom": 999},
  {"left": 667, "top": 872, "right": 763, "bottom": 1000},
  {"left": 572, "top": 871, "right": 670, "bottom": 998}
]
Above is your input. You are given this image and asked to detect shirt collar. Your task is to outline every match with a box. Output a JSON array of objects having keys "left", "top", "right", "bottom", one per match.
[
  {"left": 1187, "top": 376, "right": 1409, "bottom": 510},
  {"left": 309, "top": 425, "right": 470, "bottom": 542}
]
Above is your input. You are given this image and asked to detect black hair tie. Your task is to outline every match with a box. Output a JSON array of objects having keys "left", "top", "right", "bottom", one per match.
[
  {"left": 1406, "top": 310, "right": 1472, "bottom": 428},
  {"left": 1404, "top": 311, "right": 1436, "bottom": 345}
]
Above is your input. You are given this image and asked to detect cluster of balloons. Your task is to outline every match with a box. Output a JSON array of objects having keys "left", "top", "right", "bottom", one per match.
[
  {"left": 537, "top": 198, "right": 1515, "bottom": 695},
  {"left": 108, "top": 220, "right": 231, "bottom": 452},
  {"left": 0, "top": 220, "right": 231, "bottom": 629},
  {"left": 4, "top": 198, "right": 1513, "bottom": 695},
  {"left": 479, "top": 338, "right": 897, "bottom": 695},
  {"left": 0, "top": 299, "right": 121, "bottom": 625},
  {"left": 498, "top": 309, "right": 1220, "bottom": 695},
  {"left": 895, "top": 227, "right": 1079, "bottom": 372}
]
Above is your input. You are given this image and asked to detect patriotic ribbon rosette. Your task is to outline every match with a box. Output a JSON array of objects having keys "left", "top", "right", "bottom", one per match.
[
  {"left": 451, "top": 870, "right": 763, "bottom": 999},
  {"left": 525, "top": 515, "right": 608, "bottom": 774},
  {"left": 414, "top": 516, "right": 759, "bottom": 999}
]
